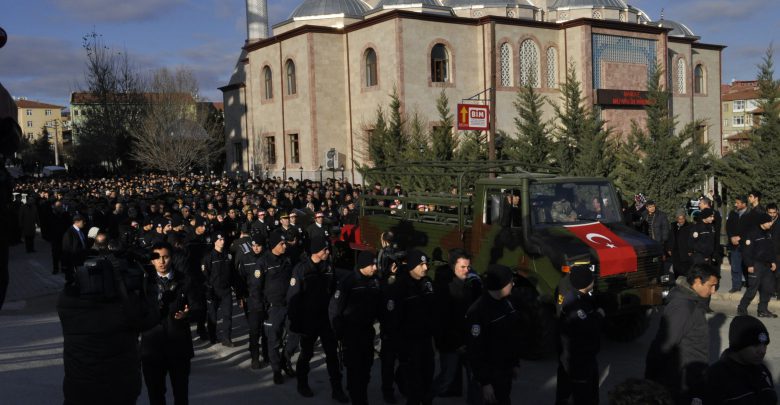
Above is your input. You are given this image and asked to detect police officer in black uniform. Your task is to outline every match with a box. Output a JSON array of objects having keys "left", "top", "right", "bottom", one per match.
[
  {"left": 185, "top": 216, "right": 211, "bottom": 340},
  {"left": 465, "top": 264, "right": 523, "bottom": 405},
  {"left": 201, "top": 232, "right": 236, "bottom": 346},
  {"left": 237, "top": 234, "right": 269, "bottom": 368},
  {"left": 396, "top": 250, "right": 437, "bottom": 405},
  {"left": 555, "top": 265, "right": 603, "bottom": 405},
  {"left": 261, "top": 229, "right": 298, "bottom": 384},
  {"left": 306, "top": 210, "right": 331, "bottom": 242},
  {"left": 378, "top": 232, "right": 403, "bottom": 404},
  {"left": 737, "top": 212, "right": 778, "bottom": 318},
  {"left": 329, "top": 250, "right": 383, "bottom": 405},
  {"left": 287, "top": 236, "right": 348, "bottom": 402},
  {"left": 689, "top": 208, "right": 718, "bottom": 265}
]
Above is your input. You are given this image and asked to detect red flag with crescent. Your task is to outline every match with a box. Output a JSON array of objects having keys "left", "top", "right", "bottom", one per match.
[{"left": 564, "top": 222, "right": 637, "bottom": 277}]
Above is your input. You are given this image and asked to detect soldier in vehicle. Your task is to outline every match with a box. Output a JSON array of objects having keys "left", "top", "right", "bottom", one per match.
[{"left": 551, "top": 194, "right": 578, "bottom": 223}]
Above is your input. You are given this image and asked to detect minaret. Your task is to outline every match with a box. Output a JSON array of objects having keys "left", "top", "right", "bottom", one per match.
[{"left": 246, "top": 0, "right": 269, "bottom": 41}]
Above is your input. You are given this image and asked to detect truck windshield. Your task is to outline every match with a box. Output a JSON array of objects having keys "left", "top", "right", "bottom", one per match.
[{"left": 530, "top": 181, "right": 621, "bottom": 226}]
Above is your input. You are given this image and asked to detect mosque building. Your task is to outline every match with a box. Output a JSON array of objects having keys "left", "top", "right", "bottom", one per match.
[{"left": 221, "top": 0, "right": 724, "bottom": 182}]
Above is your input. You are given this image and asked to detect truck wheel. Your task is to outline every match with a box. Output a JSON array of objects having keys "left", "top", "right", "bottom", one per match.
[{"left": 603, "top": 309, "right": 650, "bottom": 342}]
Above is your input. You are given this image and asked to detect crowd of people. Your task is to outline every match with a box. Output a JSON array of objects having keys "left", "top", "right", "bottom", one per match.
[{"left": 4, "top": 173, "right": 779, "bottom": 405}]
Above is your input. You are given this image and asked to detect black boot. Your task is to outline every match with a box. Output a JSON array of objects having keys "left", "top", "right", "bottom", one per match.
[
  {"left": 273, "top": 371, "right": 284, "bottom": 385},
  {"left": 297, "top": 380, "right": 314, "bottom": 397},
  {"left": 331, "top": 385, "right": 349, "bottom": 403},
  {"left": 282, "top": 357, "right": 296, "bottom": 377}
]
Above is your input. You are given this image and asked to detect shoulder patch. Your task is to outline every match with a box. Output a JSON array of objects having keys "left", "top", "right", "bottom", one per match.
[
  {"left": 290, "top": 278, "right": 297, "bottom": 287},
  {"left": 254, "top": 269, "right": 261, "bottom": 279},
  {"left": 334, "top": 290, "right": 341, "bottom": 299},
  {"left": 424, "top": 281, "right": 433, "bottom": 293},
  {"left": 228, "top": 254, "right": 233, "bottom": 260},
  {"left": 746, "top": 240, "right": 752, "bottom": 246},
  {"left": 577, "top": 309, "right": 587, "bottom": 320},
  {"left": 386, "top": 299, "right": 395, "bottom": 311},
  {"left": 557, "top": 294, "right": 564, "bottom": 305},
  {"left": 692, "top": 232, "right": 699, "bottom": 239},
  {"left": 388, "top": 275, "right": 396, "bottom": 285},
  {"left": 201, "top": 264, "right": 206, "bottom": 272},
  {"left": 471, "top": 324, "right": 481, "bottom": 337}
]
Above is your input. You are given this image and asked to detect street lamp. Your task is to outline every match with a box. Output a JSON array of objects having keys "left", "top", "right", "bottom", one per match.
[
  {"left": 45, "top": 119, "right": 61, "bottom": 166},
  {"left": 318, "top": 166, "right": 323, "bottom": 184},
  {"left": 282, "top": 166, "right": 287, "bottom": 180},
  {"left": 339, "top": 165, "right": 345, "bottom": 182},
  {"left": 299, "top": 166, "right": 303, "bottom": 181}
]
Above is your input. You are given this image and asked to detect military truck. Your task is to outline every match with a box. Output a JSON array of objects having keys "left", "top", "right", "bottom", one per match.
[{"left": 351, "top": 161, "right": 671, "bottom": 340}]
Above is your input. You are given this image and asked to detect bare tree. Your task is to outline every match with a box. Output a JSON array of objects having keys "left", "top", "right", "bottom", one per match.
[{"left": 130, "top": 68, "right": 221, "bottom": 175}]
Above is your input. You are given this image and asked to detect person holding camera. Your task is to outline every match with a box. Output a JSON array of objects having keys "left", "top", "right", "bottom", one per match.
[
  {"left": 58, "top": 246, "right": 155, "bottom": 405},
  {"left": 140, "top": 241, "right": 205, "bottom": 405}
]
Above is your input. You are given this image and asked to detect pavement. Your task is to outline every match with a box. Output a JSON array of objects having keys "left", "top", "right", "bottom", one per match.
[{"left": 3, "top": 233, "right": 780, "bottom": 404}]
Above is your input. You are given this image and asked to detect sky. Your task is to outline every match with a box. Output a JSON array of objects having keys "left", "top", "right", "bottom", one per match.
[{"left": 0, "top": 0, "right": 777, "bottom": 108}]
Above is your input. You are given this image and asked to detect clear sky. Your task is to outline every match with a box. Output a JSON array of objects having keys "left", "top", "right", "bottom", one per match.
[{"left": 0, "top": 0, "right": 776, "bottom": 108}]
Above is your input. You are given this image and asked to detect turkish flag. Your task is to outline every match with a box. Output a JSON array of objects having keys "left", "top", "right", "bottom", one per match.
[{"left": 565, "top": 222, "right": 637, "bottom": 277}]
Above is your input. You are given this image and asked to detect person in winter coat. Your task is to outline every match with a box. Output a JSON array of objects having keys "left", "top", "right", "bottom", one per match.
[
  {"left": 18, "top": 196, "right": 39, "bottom": 253},
  {"left": 705, "top": 315, "right": 777, "bottom": 404},
  {"left": 645, "top": 263, "right": 720, "bottom": 404}
]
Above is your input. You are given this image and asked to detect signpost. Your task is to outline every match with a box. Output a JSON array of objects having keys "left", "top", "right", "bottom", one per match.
[{"left": 457, "top": 103, "right": 490, "bottom": 131}]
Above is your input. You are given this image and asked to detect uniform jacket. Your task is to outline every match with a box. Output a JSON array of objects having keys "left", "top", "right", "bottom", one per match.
[
  {"left": 465, "top": 293, "right": 523, "bottom": 385},
  {"left": 667, "top": 221, "right": 693, "bottom": 264},
  {"left": 329, "top": 268, "right": 383, "bottom": 339},
  {"left": 201, "top": 249, "right": 235, "bottom": 296},
  {"left": 688, "top": 221, "right": 717, "bottom": 260},
  {"left": 557, "top": 290, "right": 603, "bottom": 377},
  {"left": 741, "top": 226, "right": 776, "bottom": 268},
  {"left": 433, "top": 269, "right": 482, "bottom": 353},
  {"left": 705, "top": 349, "right": 778, "bottom": 405},
  {"left": 395, "top": 273, "right": 437, "bottom": 341},
  {"left": 236, "top": 252, "right": 265, "bottom": 312},
  {"left": 287, "top": 257, "right": 336, "bottom": 335},
  {"left": 645, "top": 277, "right": 709, "bottom": 398},
  {"left": 62, "top": 226, "right": 87, "bottom": 269},
  {"left": 18, "top": 202, "right": 39, "bottom": 237},
  {"left": 260, "top": 250, "right": 292, "bottom": 306}
]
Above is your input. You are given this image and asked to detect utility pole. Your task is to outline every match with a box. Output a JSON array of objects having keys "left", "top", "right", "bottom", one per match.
[{"left": 47, "top": 119, "right": 60, "bottom": 166}]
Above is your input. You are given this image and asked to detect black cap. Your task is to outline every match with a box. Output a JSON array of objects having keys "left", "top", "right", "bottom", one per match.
[
  {"left": 405, "top": 250, "right": 428, "bottom": 270},
  {"left": 729, "top": 315, "right": 770, "bottom": 352},
  {"left": 251, "top": 234, "right": 266, "bottom": 246},
  {"left": 569, "top": 265, "right": 594, "bottom": 290},
  {"left": 72, "top": 213, "right": 85, "bottom": 222},
  {"left": 240, "top": 223, "right": 250, "bottom": 234},
  {"left": 484, "top": 264, "right": 513, "bottom": 290},
  {"left": 357, "top": 250, "right": 377, "bottom": 269},
  {"left": 193, "top": 216, "right": 207, "bottom": 227},
  {"left": 645, "top": 200, "right": 656, "bottom": 206},
  {"left": 212, "top": 232, "right": 225, "bottom": 241},
  {"left": 269, "top": 230, "right": 286, "bottom": 248},
  {"left": 309, "top": 236, "right": 329, "bottom": 253},
  {"left": 699, "top": 208, "right": 714, "bottom": 218},
  {"left": 757, "top": 213, "right": 773, "bottom": 224}
]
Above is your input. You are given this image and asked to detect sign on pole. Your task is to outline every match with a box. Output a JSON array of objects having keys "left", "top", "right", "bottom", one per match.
[{"left": 457, "top": 104, "right": 490, "bottom": 131}]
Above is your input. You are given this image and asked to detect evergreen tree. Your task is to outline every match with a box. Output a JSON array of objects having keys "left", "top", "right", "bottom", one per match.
[
  {"left": 386, "top": 86, "right": 407, "bottom": 164},
  {"left": 506, "top": 83, "right": 552, "bottom": 168},
  {"left": 551, "top": 62, "right": 588, "bottom": 175},
  {"left": 430, "top": 90, "right": 457, "bottom": 161},
  {"left": 615, "top": 64, "right": 711, "bottom": 212},
  {"left": 404, "top": 111, "right": 431, "bottom": 161},
  {"left": 716, "top": 45, "right": 780, "bottom": 201},
  {"left": 367, "top": 105, "right": 388, "bottom": 167},
  {"left": 456, "top": 131, "right": 488, "bottom": 161}
]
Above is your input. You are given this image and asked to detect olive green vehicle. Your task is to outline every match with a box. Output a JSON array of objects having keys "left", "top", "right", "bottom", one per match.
[{"left": 353, "top": 161, "right": 671, "bottom": 340}]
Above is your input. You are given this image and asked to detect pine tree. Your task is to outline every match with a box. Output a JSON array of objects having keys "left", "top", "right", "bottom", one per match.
[
  {"left": 506, "top": 83, "right": 552, "bottom": 169},
  {"left": 386, "top": 86, "right": 407, "bottom": 164},
  {"left": 717, "top": 45, "right": 780, "bottom": 201},
  {"left": 430, "top": 90, "right": 457, "bottom": 161},
  {"left": 456, "top": 131, "right": 487, "bottom": 161},
  {"left": 615, "top": 64, "right": 711, "bottom": 212},
  {"left": 551, "top": 62, "right": 588, "bottom": 175},
  {"left": 404, "top": 111, "right": 431, "bottom": 161},
  {"left": 368, "top": 105, "right": 388, "bottom": 167}
]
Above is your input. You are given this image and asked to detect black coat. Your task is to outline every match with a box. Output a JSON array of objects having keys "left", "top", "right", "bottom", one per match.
[
  {"left": 395, "top": 274, "right": 437, "bottom": 342},
  {"left": 287, "top": 257, "right": 336, "bottom": 335},
  {"left": 329, "top": 269, "right": 383, "bottom": 339},
  {"left": 705, "top": 349, "right": 778, "bottom": 405},
  {"left": 667, "top": 221, "right": 692, "bottom": 264},
  {"left": 62, "top": 226, "right": 87, "bottom": 269},
  {"left": 201, "top": 249, "right": 235, "bottom": 296},
  {"left": 465, "top": 293, "right": 523, "bottom": 385},
  {"left": 261, "top": 250, "right": 292, "bottom": 306},
  {"left": 645, "top": 278, "right": 709, "bottom": 400},
  {"left": 557, "top": 290, "right": 603, "bottom": 377},
  {"left": 433, "top": 269, "right": 482, "bottom": 353},
  {"left": 140, "top": 270, "right": 204, "bottom": 360}
]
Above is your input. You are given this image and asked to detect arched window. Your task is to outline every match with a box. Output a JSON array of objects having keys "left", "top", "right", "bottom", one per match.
[
  {"left": 499, "top": 43, "right": 512, "bottom": 87},
  {"left": 365, "top": 48, "right": 378, "bottom": 87},
  {"left": 431, "top": 44, "right": 449, "bottom": 83},
  {"left": 286, "top": 60, "right": 296, "bottom": 95},
  {"left": 519, "top": 39, "right": 540, "bottom": 87},
  {"left": 546, "top": 47, "right": 557, "bottom": 88},
  {"left": 677, "top": 58, "right": 686, "bottom": 94},
  {"left": 263, "top": 66, "right": 273, "bottom": 99},
  {"left": 694, "top": 64, "right": 705, "bottom": 94}
]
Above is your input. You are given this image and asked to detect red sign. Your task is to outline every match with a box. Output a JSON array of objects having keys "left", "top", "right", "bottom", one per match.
[
  {"left": 457, "top": 104, "right": 490, "bottom": 131},
  {"left": 596, "top": 89, "right": 651, "bottom": 106},
  {"left": 564, "top": 222, "right": 637, "bottom": 277}
]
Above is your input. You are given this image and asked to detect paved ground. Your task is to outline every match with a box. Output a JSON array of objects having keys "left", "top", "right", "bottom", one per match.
[{"left": 2, "top": 234, "right": 780, "bottom": 404}]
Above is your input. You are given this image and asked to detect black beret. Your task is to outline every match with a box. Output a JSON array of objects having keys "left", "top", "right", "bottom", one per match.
[
  {"left": 729, "top": 315, "right": 770, "bottom": 352},
  {"left": 357, "top": 250, "right": 377, "bottom": 269},
  {"left": 484, "top": 264, "right": 513, "bottom": 290},
  {"left": 569, "top": 265, "right": 594, "bottom": 290}
]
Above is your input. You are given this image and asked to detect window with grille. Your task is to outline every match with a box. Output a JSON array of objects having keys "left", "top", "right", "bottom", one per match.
[
  {"left": 733, "top": 100, "right": 745, "bottom": 111},
  {"left": 520, "top": 40, "right": 539, "bottom": 87},
  {"left": 694, "top": 65, "right": 705, "bottom": 94},
  {"left": 676, "top": 59, "right": 686, "bottom": 94},
  {"left": 546, "top": 47, "right": 557, "bottom": 88},
  {"left": 733, "top": 116, "right": 745, "bottom": 127},
  {"left": 286, "top": 60, "right": 297, "bottom": 95},
  {"left": 499, "top": 43, "right": 512, "bottom": 87},
  {"left": 365, "top": 48, "right": 378, "bottom": 87},
  {"left": 26, "top": 109, "right": 32, "bottom": 116},
  {"left": 45, "top": 109, "right": 52, "bottom": 116},
  {"left": 289, "top": 134, "right": 300, "bottom": 164},
  {"left": 431, "top": 44, "right": 449, "bottom": 83},
  {"left": 592, "top": 34, "right": 657, "bottom": 89},
  {"left": 26, "top": 121, "right": 33, "bottom": 128},
  {"left": 265, "top": 136, "right": 276, "bottom": 164},
  {"left": 263, "top": 66, "right": 273, "bottom": 99}
]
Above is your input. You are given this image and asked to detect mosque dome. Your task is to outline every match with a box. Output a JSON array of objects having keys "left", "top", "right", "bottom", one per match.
[
  {"left": 655, "top": 19, "right": 698, "bottom": 38},
  {"left": 375, "top": 0, "right": 443, "bottom": 7},
  {"left": 548, "top": 0, "right": 628, "bottom": 9},
  {"left": 289, "top": 0, "right": 370, "bottom": 20},
  {"left": 445, "top": 0, "right": 537, "bottom": 8}
]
